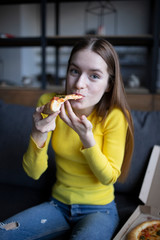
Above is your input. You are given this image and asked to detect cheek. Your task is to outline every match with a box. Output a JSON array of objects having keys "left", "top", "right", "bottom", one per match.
[
  {"left": 66, "top": 75, "right": 75, "bottom": 87},
  {"left": 91, "top": 81, "right": 108, "bottom": 95}
]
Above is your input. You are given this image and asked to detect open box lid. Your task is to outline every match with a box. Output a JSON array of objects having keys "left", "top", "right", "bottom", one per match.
[{"left": 139, "top": 145, "right": 160, "bottom": 209}]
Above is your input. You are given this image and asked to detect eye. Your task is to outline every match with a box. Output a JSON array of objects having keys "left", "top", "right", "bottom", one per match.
[
  {"left": 69, "top": 68, "right": 79, "bottom": 75},
  {"left": 90, "top": 74, "right": 100, "bottom": 80}
]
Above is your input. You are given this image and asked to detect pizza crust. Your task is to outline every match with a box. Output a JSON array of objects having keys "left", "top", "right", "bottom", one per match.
[{"left": 127, "top": 220, "right": 160, "bottom": 240}]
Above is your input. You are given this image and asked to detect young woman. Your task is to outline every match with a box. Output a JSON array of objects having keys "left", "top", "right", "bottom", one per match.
[{"left": 0, "top": 38, "right": 134, "bottom": 240}]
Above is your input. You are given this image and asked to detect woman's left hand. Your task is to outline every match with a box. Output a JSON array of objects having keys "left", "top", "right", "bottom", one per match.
[{"left": 60, "top": 101, "right": 96, "bottom": 148}]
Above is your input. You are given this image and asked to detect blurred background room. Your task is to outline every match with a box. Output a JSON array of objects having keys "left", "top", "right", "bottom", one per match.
[{"left": 0, "top": 0, "right": 160, "bottom": 109}]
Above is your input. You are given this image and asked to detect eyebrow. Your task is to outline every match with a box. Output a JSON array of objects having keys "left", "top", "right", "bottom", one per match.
[{"left": 70, "top": 63, "right": 104, "bottom": 74}]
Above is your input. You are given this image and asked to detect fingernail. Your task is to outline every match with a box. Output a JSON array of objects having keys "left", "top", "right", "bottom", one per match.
[{"left": 36, "top": 106, "right": 42, "bottom": 112}]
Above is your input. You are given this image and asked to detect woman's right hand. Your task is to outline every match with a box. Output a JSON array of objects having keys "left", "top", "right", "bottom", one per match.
[{"left": 31, "top": 105, "right": 60, "bottom": 148}]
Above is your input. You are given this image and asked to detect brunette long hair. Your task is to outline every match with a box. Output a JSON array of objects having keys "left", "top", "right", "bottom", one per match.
[{"left": 67, "top": 38, "right": 134, "bottom": 182}]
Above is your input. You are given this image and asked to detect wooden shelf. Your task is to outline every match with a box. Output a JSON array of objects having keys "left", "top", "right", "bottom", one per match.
[
  {"left": 0, "top": 35, "right": 154, "bottom": 47},
  {"left": 125, "top": 87, "right": 149, "bottom": 94},
  {"left": 0, "top": 86, "right": 159, "bottom": 111}
]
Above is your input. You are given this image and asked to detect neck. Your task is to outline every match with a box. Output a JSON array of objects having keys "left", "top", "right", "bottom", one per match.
[{"left": 73, "top": 107, "right": 94, "bottom": 118}]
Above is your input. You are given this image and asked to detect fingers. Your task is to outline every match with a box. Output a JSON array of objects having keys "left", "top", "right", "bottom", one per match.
[
  {"left": 80, "top": 115, "right": 93, "bottom": 131},
  {"left": 33, "top": 105, "right": 60, "bottom": 133},
  {"left": 60, "top": 101, "right": 75, "bottom": 119},
  {"left": 33, "top": 107, "right": 43, "bottom": 122},
  {"left": 60, "top": 101, "right": 92, "bottom": 132},
  {"left": 36, "top": 105, "right": 45, "bottom": 113},
  {"left": 64, "top": 101, "right": 76, "bottom": 118},
  {"left": 45, "top": 110, "right": 60, "bottom": 122},
  {"left": 60, "top": 101, "right": 81, "bottom": 128},
  {"left": 34, "top": 105, "right": 59, "bottom": 121},
  {"left": 60, "top": 102, "right": 72, "bottom": 127},
  {"left": 59, "top": 101, "right": 69, "bottom": 118}
]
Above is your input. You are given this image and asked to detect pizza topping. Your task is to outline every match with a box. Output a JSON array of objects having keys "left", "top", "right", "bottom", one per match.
[
  {"left": 138, "top": 223, "right": 160, "bottom": 240},
  {"left": 140, "top": 236, "right": 145, "bottom": 240},
  {"left": 157, "top": 230, "right": 160, "bottom": 236},
  {"left": 52, "top": 96, "right": 59, "bottom": 101},
  {"left": 127, "top": 221, "right": 160, "bottom": 240},
  {"left": 50, "top": 94, "right": 82, "bottom": 103},
  {"left": 51, "top": 95, "right": 66, "bottom": 101}
]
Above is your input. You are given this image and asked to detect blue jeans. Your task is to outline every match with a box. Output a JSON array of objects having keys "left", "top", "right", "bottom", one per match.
[{"left": 0, "top": 198, "right": 119, "bottom": 240}]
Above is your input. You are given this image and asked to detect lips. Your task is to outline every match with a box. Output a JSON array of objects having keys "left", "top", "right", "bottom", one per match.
[{"left": 73, "top": 92, "right": 85, "bottom": 97}]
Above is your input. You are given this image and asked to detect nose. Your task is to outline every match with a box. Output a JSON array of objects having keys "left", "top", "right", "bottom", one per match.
[{"left": 75, "top": 73, "right": 86, "bottom": 89}]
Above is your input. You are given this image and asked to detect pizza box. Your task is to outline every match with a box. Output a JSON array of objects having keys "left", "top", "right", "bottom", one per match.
[{"left": 113, "top": 145, "right": 160, "bottom": 240}]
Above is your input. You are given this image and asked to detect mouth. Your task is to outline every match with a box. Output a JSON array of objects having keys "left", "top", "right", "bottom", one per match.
[
  {"left": 73, "top": 92, "right": 85, "bottom": 98},
  {"left": 69, "top": 93, "right": 84, "bottom": 102}
]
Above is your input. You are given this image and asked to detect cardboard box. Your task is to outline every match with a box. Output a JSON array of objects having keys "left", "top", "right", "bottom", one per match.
[{"left": 113, "top": 145, "right": 160, "bottom": 240}]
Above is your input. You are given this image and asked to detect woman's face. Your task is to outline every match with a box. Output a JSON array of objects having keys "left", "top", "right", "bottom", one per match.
[{"left": 66, "top": 49, "right": 110, "bottom": 116}]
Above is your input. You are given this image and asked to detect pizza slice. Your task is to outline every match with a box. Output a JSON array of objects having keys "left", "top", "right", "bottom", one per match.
[
  {"left": 42, "top": 94, "right": 83, "bottom": 114},
  {"left": 127, "top": 220, "right": 160, "bottom": 240}
]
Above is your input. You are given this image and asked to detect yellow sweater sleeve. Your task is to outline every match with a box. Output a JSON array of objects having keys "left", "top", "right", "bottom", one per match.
[
  {"left": 81, "top": 108, "right": 128, "bottom": 185},
  {"left": 22, "top": 93, "right": 56, "bottom": 180},
  {"left": 22, "top": 133, "right": 52, "bottom": 180}
]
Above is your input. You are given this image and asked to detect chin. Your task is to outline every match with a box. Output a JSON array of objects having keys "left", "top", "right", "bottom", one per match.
[{"left": 71, "top": 103, "right": 81, "bottom": 109}]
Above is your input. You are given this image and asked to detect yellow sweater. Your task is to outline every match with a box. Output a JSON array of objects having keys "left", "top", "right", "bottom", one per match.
[{"left": 23, "top": 93, "right": 128, "bottom": 205}]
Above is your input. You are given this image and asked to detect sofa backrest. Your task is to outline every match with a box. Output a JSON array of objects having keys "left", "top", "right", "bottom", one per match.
[
  {"left": 1, "top": 100, "right": 160, "bottom": 197},
  {"left": 115, "top": 110, "right": 160, "bottom": 195},
  {"left": 0, "top": 100, "right": 56, "bottom": 193}
]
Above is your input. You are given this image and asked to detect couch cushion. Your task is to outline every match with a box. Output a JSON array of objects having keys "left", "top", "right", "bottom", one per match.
[
  {"left": 0, "top": 183, "right": 47, "bottom": 221},
  {"left": 115, "top": 110, "right": 160, "bottom": 195},
  {"left": 0, "top": 100, "right": 56, "bottom": 190},
  {"left": 114, "top": 192, "right": 141, "bottom": 230}
]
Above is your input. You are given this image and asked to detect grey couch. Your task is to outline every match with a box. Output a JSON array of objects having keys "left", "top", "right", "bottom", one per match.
[{"left": 0, "top": 99, "right": 160, "bottom": 238}]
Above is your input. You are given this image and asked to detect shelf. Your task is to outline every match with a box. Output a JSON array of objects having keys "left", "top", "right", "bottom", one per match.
[
  {"left": 0, "top": 35, "right": 154, "bottom": 47},
  {"left": 0, "top": 0, "right": 41, "bottom": 4},
  {"left": 0, "top": 37, "right": 41, "bottom": 47},
  {"left": 0, "top": 0, "right": 126, "bottom": 4},
  {"left": 0, "top": 85, "right": 151, "bottom": 95},
  {"left": 0, "top": 86, "right": 159, "bottom": 111},
  {"left": 0, "top": 0, "right": 159, "bottom": 93},
  {"left": 47, "top": 35, "right": 154, "bottom": 47},
  {"left": 125, "top": 87, "right": 149, "bottom": 94}
]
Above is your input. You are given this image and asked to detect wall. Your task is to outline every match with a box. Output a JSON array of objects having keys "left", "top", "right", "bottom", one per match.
[
  {"left": 0, "top": 5, "right": 21, "bottom": 85},
  {"left": 0, "top": 1, "right": 150, "bottom": 87}
]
